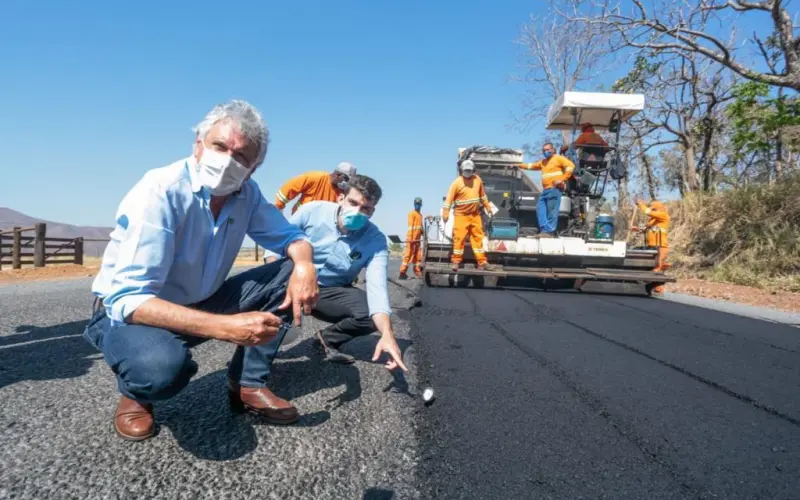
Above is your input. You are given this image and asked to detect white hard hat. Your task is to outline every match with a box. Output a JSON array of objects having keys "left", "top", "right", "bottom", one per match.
[
  {"left": 335, "top": 161, "right": 356, "bottom": 177},
  {"left": 461, "top": 160, "right": 475, "bottom": 171}
]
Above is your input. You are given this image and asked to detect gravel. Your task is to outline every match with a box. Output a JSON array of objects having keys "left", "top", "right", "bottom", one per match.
[{"left": 0, "top": 264, "right": 424, "bottom": 500}]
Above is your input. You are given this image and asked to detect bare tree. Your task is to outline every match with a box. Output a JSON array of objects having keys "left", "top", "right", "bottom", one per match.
[
  {"left": 565, "top": 0, "right": 800, "bottom": 91},
  {"left": 614, "top": 49, "right": 737, "bottom": 194},
  {"left": 511, "top": 0, "right": 616, "bottom": 132},
  {"left": 632, "top": 128, "right": 661, "bottom": 198}
]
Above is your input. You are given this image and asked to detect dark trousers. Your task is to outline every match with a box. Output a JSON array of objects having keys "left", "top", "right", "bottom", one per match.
[
  {"left": 312, "top": 286, "right": 377, "bottom": 348},
  {"left": 82, "top": 259, "right": 294, "bottom": 404}
]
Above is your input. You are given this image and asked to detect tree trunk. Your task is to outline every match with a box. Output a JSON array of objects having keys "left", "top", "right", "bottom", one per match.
[
  {"left": 636, "top": 137, "right": 658, "bottom": 199},
  {"left": 616, "top": 176, "right": 629, "bottom": 213},
  {"left": 683, "top": 143, "right": 699, "bottom": 193},
  {"left": 643, "top": 154, "right": 657, "bottom": 199},
  {"left": 775, "top": 134, "right": 784, "bottom": 181}
]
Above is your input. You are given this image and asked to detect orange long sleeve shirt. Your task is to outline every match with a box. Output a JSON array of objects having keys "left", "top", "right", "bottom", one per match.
[
  {"left": 637, "top": 201, "right": 670, "bottom": 248},
  {"left": 442, "top": 175, "right": 492, "bottom": 219},
  {"left": 406, "top": 210, "right": 423, "bottom": 242},
  {"left": 519, "top": 155, "right": 576, "bottom": 190},
  {"left": 574, "top": 131, "right": 608, "bottom": 147},
  {"left": 274, "top": 171, "right": 342, "bottom": 214}
]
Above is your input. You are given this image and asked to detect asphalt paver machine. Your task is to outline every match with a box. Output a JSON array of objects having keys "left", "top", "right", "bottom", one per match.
[{"left": 419, "top": 91, "right": 675, "bottom": 294}]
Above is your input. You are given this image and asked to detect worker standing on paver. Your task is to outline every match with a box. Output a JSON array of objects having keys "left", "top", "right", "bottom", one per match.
[
  {"left": 274, "top": 162, "right": 357, "bottom": 214},
  {"left": 442, "top": 160, "right": 494, "bottom": 272},
  {"left": 635, "top": 198, "right": 671, "bottom": 294},
  {"left": 398, "top": 197, "right": 424, "bottom": 280},
  {"left": 517, "top": 142, "right": 575, "bottom": 238}
]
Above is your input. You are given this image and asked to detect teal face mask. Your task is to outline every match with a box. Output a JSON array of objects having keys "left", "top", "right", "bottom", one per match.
[{"left": 342, "top": 206, "right": 369, "bottom": 231}]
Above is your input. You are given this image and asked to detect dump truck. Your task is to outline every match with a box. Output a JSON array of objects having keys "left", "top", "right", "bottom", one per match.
[{"left": 417, "top": 91, "right": 675, "bottom": 295}]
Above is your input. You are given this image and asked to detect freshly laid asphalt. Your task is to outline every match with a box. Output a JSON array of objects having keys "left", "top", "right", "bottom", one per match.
[{"left": 2, "top": 261, "right": 799, "bottom": 499}]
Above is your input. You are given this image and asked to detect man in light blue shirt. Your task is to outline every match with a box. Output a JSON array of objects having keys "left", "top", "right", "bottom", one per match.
[
  {"left": 288, "top": 175, "right": 407, "bottom": 371},
  {"left": 83, "top": 100, "right": 320, "bottom": 442}
]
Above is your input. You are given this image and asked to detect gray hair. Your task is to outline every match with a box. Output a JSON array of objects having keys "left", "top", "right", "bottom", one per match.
[{"left": 192, "top": 100, "right": 270, "bottom": 168}]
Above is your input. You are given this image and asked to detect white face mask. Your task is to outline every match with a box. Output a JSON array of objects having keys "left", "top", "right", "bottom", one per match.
[
  {"left": 462, "top": 170, "right": 474, "bottom": 178},
  {"left": 196, "top": 144, "right": 251, "bottom": 196}
]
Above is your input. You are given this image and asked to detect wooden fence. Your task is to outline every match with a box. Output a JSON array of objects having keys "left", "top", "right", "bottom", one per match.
[{"left": 0, "top": 223, "right": 108, "bottom": 270}]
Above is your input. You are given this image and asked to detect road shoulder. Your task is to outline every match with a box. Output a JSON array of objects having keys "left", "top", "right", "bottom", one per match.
[{"left": 659, "top": 291, "right": 800, "bottom": 327}]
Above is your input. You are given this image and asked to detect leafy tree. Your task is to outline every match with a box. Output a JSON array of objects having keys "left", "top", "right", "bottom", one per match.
[{"left": 727, "top": 81, "right": 800, "bottom": 181}]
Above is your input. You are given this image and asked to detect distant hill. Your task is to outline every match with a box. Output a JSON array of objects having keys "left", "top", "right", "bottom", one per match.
[{"left": 0, "top": 207, "right": 114, "bottom": 257}]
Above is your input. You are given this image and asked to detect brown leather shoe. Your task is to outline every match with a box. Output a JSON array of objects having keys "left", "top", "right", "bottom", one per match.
[
  {"left": 114, "top": 396, "right": 154, "bottom": 441},
  {"left": 227, "top": 380, "right": 299, "bottom": 425}
]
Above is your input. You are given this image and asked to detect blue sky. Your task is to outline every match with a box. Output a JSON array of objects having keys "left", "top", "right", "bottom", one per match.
[
  {"left": 0, "top": 0, "right": 565, "bottom": 241},
  {"left": 0, "top": 0, "right": 781, "bottom": 241}
]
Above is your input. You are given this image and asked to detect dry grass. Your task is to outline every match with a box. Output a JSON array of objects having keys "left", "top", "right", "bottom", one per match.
[{"left": 625, "top": 173, "right": 800, "bottom": 292}]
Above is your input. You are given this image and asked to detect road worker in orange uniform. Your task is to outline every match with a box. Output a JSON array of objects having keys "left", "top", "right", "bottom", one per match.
[
  {"left": 442, "top": 160, "right": 494, "bottom": 272},
  {"left": 636, "top": 199, "right": 670, "bottom": 294},
  {"left": 517, "top": 142, "right": 575, "bottom": 238},
  {"left": 574, "top": 123, "right": 608, "bottom": 147},
  {"left": 274, "top": 162, "right": 357, "bottom": 214},
  {"left": 398, "top": 197, "right": 425, "bottom": 280}
]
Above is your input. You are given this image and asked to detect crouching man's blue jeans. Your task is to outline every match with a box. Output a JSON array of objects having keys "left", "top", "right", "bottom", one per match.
[{"left": 83, "top": 258, "right": 294, "bottom": 404}]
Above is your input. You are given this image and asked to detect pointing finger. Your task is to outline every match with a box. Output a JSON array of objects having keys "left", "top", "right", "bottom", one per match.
[{"left": 293, "top": 298, "right": 302, "bottom": 327}]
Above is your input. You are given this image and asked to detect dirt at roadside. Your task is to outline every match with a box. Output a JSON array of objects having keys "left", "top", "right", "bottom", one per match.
[
  {"left": 0, "top": 264, "right": 99, "bottom": 284},
  {"left": 665, "top": 278, "right": 800, "bottom": 314},
  {"left": 0, "top": 260, "right": 257, "bottom": 285}
]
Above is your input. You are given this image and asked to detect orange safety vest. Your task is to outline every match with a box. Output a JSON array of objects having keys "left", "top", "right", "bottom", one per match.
[
  {"left": 574, "top": 131, "right": 608, "bottom": 147},
  {"left": 637, "top": 201, "right": 670, "bottom": 248},
  {"left": 442, "top": 175, "right": 493, "bottom": 217},
  {"left": 274, "top": 171, "right": 342, "bottom": 213},
  {"left": 519, "top": 155, "right": 576, "bottom": 190},
  {"left": 406, "top": 210, "right": 423, "bottom": 242}
]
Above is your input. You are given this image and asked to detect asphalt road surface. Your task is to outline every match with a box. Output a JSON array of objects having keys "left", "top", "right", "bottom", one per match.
[
  {"left": 412, "top": 281, "right": 800, "bottom": 500},
  {"left": 0, "top": 263, "right": 422, "bottom": 500},
  {"left": 2, "top": 261, "right": 799, "bottom": 499}
]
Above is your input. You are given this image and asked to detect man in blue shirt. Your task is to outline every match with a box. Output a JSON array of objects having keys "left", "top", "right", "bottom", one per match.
[
  {"left": 288, "top": 175, "right": 408, "bottom": 371},
  {"left": 83, "top": 100, "right": 320, "bottom": 442}
]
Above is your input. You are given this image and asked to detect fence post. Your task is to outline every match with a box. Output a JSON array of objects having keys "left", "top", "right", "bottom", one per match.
[
  {"left": 254, "top": 243, "right": 259, "bottom": 261},
  {"left": 74, "top": 237, "right": 84, "bottom": 265},
  {"left": 12, "top": 227, "right": 21, "bottom": 269},
  {"left": 34, "top": 223, "right": 46, "bottom": 268}
]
